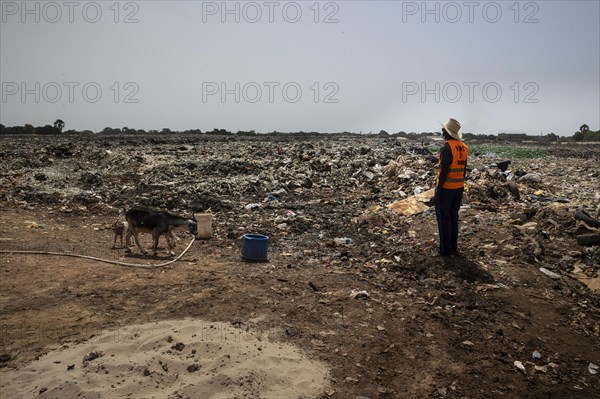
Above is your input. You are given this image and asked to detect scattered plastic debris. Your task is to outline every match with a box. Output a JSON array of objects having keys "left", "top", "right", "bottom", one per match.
[
  {"left": 334, "top": 237, "right": 353, "bottom": 246},
  {"left": 387, "top": 188, "right": 435, "bottom": 216},
  {"left": 539, "top": 267, "right": 561, "bottom": 279},
  {"left": 350, "top": 289, "right": 370, "bottom": 300},
  {"left": 514, "top": 360, "right": 526, "bottom": 374},
  {"left": 83, "top": 351, "right": 102, "bottom": 362},
  {"left": 25, "top": 221, "right": 45, "bottom": 229},
  {"left": 519, "top": 173, "right": 542, "bottom": 183}
]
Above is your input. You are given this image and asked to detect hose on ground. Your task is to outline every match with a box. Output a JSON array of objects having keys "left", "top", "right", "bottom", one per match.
[{"left": 0, "top": 237, "right": 196, "bottom": 268}]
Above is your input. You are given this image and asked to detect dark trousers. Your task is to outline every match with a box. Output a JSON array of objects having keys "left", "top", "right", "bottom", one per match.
[{"left": 435, "top": 187, "right": 464, "bottom": 256}]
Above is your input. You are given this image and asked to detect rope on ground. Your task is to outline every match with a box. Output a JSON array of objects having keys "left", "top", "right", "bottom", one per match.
[{"left": 0, "top": 237, "right": 196, "bottom": 268}]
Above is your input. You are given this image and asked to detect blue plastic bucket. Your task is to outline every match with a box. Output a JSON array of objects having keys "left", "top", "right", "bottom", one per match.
[{"left": 241, "top": 234, "right": 269, "bottom": 262}]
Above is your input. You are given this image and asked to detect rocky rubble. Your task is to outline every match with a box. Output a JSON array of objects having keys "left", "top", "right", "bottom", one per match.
[{"left": 1, "top": 135, "right": 598, "bottom": 282}]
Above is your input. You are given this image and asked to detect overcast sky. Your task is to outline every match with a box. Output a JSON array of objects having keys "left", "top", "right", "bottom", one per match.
[{"left": 1, "top": 0, "right": 599, "bottom": 135}]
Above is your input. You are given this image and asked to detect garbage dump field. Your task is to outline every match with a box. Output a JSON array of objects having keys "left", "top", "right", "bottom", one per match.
[{"left": 0, "top": 134, "right": 599, "bottom": 399}]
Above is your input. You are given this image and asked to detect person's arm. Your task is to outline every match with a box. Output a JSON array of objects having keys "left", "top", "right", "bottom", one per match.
[
  {"left": 435, "top": 143, "right": 452, "bottom": 202},
  {"left": 437, "top": 163, "right": 450, "bottom": 189}
]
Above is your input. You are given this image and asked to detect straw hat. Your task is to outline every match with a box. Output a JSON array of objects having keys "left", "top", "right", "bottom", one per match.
[{"left": 440, "top": 118, "right": 462, "bottom": 140}]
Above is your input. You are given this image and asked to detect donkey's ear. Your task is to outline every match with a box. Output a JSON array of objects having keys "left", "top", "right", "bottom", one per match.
[{"left": 191, "top": 211, "right": 197, "bottom": 221}]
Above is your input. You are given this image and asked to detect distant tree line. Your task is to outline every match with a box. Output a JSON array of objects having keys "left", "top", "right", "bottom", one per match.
[
  {"left": 0, "top": 119, "right": 69, "bottom": 135},
  {"left": 1, "top": 121, "right": 598, "bottom": 141}
]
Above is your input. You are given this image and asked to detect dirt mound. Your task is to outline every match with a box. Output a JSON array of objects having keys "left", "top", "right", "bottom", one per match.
[{"left": 0, "top": 319, "right": 329, "bottom": 399}]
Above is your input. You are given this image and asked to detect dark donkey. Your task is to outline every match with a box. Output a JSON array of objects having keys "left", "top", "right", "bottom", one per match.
[{"left": 125, "top": 207, "right": 198, "bottom": 256}]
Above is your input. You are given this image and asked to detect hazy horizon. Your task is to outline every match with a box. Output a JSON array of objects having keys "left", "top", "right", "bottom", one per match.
[{"left": 1, "top": 1, "right": 599, "bottom": 136}]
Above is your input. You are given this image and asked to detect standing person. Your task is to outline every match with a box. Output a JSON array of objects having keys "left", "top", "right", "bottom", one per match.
[{"left": 434, "top": 118, "right": 468, "bottom": 257}]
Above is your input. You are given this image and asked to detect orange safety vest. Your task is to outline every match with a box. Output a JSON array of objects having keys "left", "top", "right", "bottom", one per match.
[{"left": 437, "top": 140, "right": 468, "bottom": 189}]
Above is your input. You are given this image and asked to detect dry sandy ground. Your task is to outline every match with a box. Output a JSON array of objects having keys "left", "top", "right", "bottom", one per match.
[
  {"left": 1, "top": 206, "right": 599, "bottom": 399},
  {"left": 1, "top": 318, "right": 328, "bottom": 399}
]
